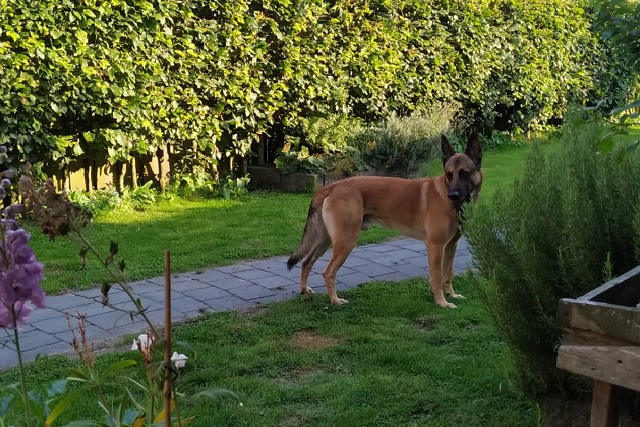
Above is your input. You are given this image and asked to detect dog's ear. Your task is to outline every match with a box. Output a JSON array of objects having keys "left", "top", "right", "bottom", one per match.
[
  {"left": 465, "top": 132, "right": 483, "bottom": 168},
  {"left": 441, "top": 134, "right": 456, "bottom": 166}
]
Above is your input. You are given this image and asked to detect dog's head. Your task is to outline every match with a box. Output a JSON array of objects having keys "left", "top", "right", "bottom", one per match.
[{"left": 441, "top": 133, "right": 483, "bottom": 208}]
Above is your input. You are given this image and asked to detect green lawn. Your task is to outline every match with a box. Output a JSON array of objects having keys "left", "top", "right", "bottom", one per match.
[
  {"left": 424, "top": 140, "right": 560, "bottom": 200},
  {"left": 28, "top": 194, "right": 397, "bottom": 294},
  {"left": 31, "top": 141, "right": 560, "bottom": 295},
  {"left": 1, "top": 277, "right": 544, "bottom": 426}
]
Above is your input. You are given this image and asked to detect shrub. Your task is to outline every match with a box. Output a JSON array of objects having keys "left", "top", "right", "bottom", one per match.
[
  {"left": 0, "top": 0, "right": 632, "bottom": 178},
  {"left": 275, "top": 114, "right": 368, "bottom": 176},
  {"left": 68, "top": 188, "right": 121, "bottom": 215},
  {"left": 274, "top": 139, "right": 327, "bottom": 175},
  {"left": 359, "top": 105, "right": 456, "bottom": 177},
  {"left": 463, "top": 116, "right": 640, "bottom": 396}
]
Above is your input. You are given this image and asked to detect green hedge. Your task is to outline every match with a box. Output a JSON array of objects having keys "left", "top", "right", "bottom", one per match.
[{"left": 0, "top": 0, "right": 633, "bottom": 173}]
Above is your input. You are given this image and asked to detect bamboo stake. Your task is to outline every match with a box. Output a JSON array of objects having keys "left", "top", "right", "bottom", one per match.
[{"left": 164, "top": 249, "right": 172, "bottom": 427}]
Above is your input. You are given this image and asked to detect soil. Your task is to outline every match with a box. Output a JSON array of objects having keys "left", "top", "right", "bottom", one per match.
[{"left": 288, "top": 330, "right": 343, "bottom": 350}]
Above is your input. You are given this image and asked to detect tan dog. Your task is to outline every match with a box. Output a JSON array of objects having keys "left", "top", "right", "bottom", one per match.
[{"left": 287, "top": 133, "right": 483, "bottom": 308}]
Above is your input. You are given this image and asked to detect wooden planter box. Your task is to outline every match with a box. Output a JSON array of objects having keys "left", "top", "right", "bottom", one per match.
[{"left": 556, "top": 265, "right": 640, "bottom": 427}]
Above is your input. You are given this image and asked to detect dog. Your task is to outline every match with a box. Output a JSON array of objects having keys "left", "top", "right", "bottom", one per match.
[{"left": 287, "top": 133, "right": 483, "bottom": 308}]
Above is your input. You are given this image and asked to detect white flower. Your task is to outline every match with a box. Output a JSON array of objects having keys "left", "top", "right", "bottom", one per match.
[
  {"left": 131, "top": 333, "right": 154, "bottom": 355},
  {"left": 171, "top": 351, "right": 188, "bottom": 368}
]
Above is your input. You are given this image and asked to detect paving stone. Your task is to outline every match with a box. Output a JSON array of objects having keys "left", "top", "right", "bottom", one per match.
[
  {"left": 384, "top": 248, "right": 425, "bottom": 261},
  {"left": 365, "top": 244, "right": 399, "bottom": 253},
  {"left": 397, "top": 242, "right": 427, "bottom": 252},
  {"left": 349, "top": 249, "right": 380, "bottom": 259},
  {"left": 242, "top": 258, "right": 288, "bottom": 271},
  {"left": 22, "top": 341, "right": 72, "bottom": 361},
  {"left": 337, "top": 272, "right": 375, "bottom": 287},
  {"left": 198, "top": 277, "right": 253, "bottom": 291},
  {"left": 66, "top": 302, "right": 116, "bottom": 318},
  {"left": 342, "top": 256, "right": 372, "bottom": 268},
  {"left": 44, "top": 294, "right": 91, "bottom": 311},
  {"left": 207, "top": 295, "right": 254, "bottom": 311},
  {"left": 146, "top": 274, "right": 193, "bottom": 285},
  {"left": 186, "top": 286, "right": 234, "bottom": 302},
  {"left": 250, "top": 275, "right": 296, "bottom": 289},
  {"left": 99, "top": 289, "right": 137, "bottom": 305},
  {"left": 168, "top": 296, "right": 209, "bottom": 314},
  {"left": 351, "top": 263, "right": 397, "bottom": 277},
  {"left": 391, "top": 263, "right": 428, "bottom": 278},
  {"left": 170, "top": 279, "right": 212, "bottom": 293},
  {"left": 0, "top": 348, "right": 18, "bottom": 370},
  {"left": 88, "top": 309, "right": 139, "bottom": 330},
  {"left": 227, "top": 284, "right": 276, "bottom": 300},
  {"left": 189, "top": 267, "right": 232, "bottom": 283},
  {"left": 18, "top": 329, "right": 61, "bottom": 351},
  {"left": 373, "top": 271, "right": 411, "bottom": 282},
  {"left": 129, "top": 282, "right": 162, "bottom": 295},
  {"left": 26, "top": 307, "right": 63, "bottom": 322},
  {"left": 74, "top": 287, "right": 105, "bottom": 299},
  {"left": 366, "top": 256, "right": 408, "bottom": 267},
  {"left": 233, "top": 268, "right": 277, "bottom": 281},
  {"left": 141, "top": 289, "right": 186, "bottom": 303},
  {"left": 33, "top": 316, "right": 81, "bottom": 334},
  {"left": 215, "top": 264, "right": 253, "bottom": 274},
  {"left": 404, "top": 255, "right": 428, "bottom": 267},
  {"left": 0, "top": 238, "right": 478, "bottom": 371}
]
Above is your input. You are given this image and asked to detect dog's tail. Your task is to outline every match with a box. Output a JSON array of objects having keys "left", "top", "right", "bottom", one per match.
[{"left": 287, "top": 201, "right": 323, "bottom": 270}]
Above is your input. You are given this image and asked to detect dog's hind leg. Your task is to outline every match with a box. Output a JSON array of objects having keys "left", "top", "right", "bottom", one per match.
[
  {"left": 442, "top": 237, "right": 464, "bottom": 299},
  {"left": 299, "top": 240, "right": 331, "bottom": 295},
  {"left": 322, "top": 197, "right": 361, "bottom": 305}
]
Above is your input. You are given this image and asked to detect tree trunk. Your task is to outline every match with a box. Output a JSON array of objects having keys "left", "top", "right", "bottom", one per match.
[{"left": 130, "top": 156, "right": 138, "bottom": 189}]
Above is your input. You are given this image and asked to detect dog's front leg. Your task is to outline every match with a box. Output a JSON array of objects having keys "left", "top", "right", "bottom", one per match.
[
  {"left": 426, "top": 241, "right": 457, "bottom": 309},
  {"left": 443, "top": 237, "right": 464, "bottom": 299}
]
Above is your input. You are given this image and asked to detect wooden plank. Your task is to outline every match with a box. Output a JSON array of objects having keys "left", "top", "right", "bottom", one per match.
[
  {"left": 590, "top": 380, "right": 618, "bottom": 427},
  {"left": 577, "top": 264, "right": 640, "bottom": 302},
  {"left": 561, "top": 328, "right": 636, "bottom": 346},
  {"left": 557, "top": 299, "right": 640, "bottom": 344},
  {"left": 557, "top": 345, "right": 640, "bottom": 391}
]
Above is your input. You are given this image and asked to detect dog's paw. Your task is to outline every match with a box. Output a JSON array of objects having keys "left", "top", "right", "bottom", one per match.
[
  {"left": 449, "top": 293, "right": 465, "bottom": 300},
  {"left": 330, "top": 298, "right": 349, "bottom": 305},
  {"left": 300, "top": 287, "right": 315, "bottom": 295},
  {"left": 437, "top": 301, "right": 458, "bottom": 309}
]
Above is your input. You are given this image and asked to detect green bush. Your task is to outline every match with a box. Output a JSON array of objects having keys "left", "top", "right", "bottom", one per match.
[
  {"left": 359, "top": 106, "right": 455, "bottom": 177},
  {"left": 0, "top": 0, "right": 633, "bottom": 176},
  {"left": 463, "top": 116, "right": 640, "bottom": 396}
]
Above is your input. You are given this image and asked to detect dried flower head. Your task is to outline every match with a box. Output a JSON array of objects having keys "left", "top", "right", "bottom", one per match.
[{"left": 18, "top": 164, "right": 92, "bottom": 240}]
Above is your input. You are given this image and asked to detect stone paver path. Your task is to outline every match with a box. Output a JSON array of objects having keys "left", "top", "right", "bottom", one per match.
[{"left": 0, "top": 238, "right": 474, "bottom": 370}]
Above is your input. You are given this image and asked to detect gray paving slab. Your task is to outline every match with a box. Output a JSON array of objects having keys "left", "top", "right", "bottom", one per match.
[
  {"left": 0, "top": 237, "right": 475, "bottom": 371},
  {"left": 227, "top": 284, "right": 276, "bottom": 300},
  {"left": 185, "top": 286, "right": 234, "bottom": 302},
  {"left": 250, "top": 275, "right": 296, "bottom": 289},
  {"left": 351, "top": 263, "right": 398, "bottom": 277},
  {"left": 198, "top": 277, "right": 254, "bottom": 291},
  {"left": 44, "top": 294, "right": 91, "bottom": 311},
  {"left": 184, "top": 269, "right": 233, "bottom": 282},
  {"left": 233, "top": 268, "right": 277, "bottom": 281}
]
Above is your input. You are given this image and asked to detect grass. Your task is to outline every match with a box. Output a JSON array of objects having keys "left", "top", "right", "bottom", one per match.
[
  {"left": 423, "top": 140, "right": 560, "bottom": 201},
  {"left": 32, "top": 126, "right": 639, "bottom": 295},
  {"left": 0, "top": 276, "right": 543, "bottom": 426},
  {"left": 32, "top": 141, "right": 556, "bottom": 295},
  {"left": 28, "top": 193, "right": 396, "bottom": 294}
]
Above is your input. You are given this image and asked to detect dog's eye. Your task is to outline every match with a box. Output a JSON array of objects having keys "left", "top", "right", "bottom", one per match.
[
  {"left": 446, "top": 172, "right": 453, "bottom": 180},
  {"left": 459, "top": 170, "right": 469, "bottom": 178}
]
